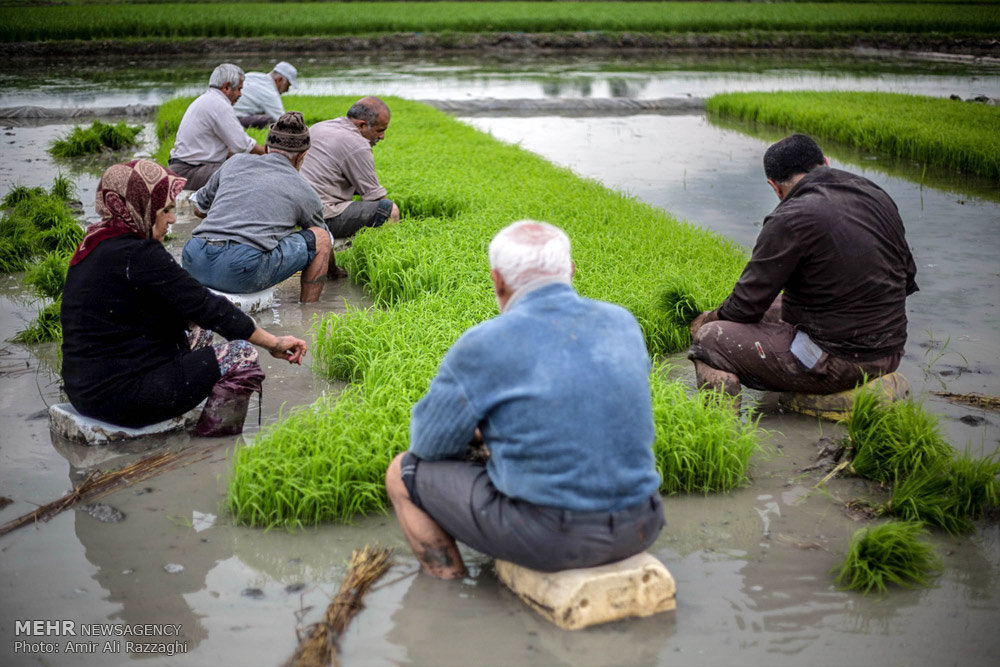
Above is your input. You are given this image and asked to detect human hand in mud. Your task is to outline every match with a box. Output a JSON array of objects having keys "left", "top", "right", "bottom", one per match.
[
  {"left": 270, "top": 335, "right": 308, "bottom": 364},
  {"left": 689, "top": 309, "right": 719, "bottom": 337},
  {"left": 465, "top": 428, "right": 490, "bottom": 464}
]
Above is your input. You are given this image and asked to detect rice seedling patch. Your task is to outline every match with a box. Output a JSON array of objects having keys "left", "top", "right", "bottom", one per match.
[
  {"left": 1, "top": 177, "right": 83, "bottom": 343},
  {"left": 50, "top": 120, "right": 143, "bottom": 158},
  {"left": 153, "top": 96, "right": 764, "bottom": 526},
  {"left": 6, "top": 3, "right": 997, "bottom": 43},
  {"left": 831, "top": 521, "right": 940, "bottom": 595},
  {"left": 707, "top": 91, "right": 1000, "bottom": 180}
]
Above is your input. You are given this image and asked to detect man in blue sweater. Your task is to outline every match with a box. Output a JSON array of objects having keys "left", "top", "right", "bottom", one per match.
[{"left": 385, "top": 220, "right": 664, "bottom": 579}]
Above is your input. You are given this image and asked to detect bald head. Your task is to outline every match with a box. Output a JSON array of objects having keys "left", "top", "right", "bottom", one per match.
[{"left": 347, "top": 96, "right": 390, "bottom": 146}]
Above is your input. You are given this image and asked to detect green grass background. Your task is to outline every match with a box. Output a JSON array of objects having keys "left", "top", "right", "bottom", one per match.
[{"left": 5, "top": 2, "right": 999, "bottom": 42}]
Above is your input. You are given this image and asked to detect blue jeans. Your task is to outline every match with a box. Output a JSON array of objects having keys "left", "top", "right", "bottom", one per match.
[{"left": 182, "top": 230, "right": 316, "bottom": 294}]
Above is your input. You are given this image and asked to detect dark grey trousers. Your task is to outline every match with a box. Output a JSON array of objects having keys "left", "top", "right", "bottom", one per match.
[{"left": 401, "top": 453, "right": 665, "bottom": 572}]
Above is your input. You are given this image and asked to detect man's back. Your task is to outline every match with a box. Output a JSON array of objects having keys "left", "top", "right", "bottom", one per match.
[
  {"left": 719, "top": 167, "right": 917, "bottom": 360},
  {"left": 410, "top": 281, "right": 661, "bottom": 513},
  {"left": 190, "top": 153, "right": 324, "bottom": 252},
  {"left": 171, "top": 88, "right": 249, "bottom": 164},
  {"left": 233, "top": 71, "right": 283, "bottom": 120},
  {"left": 299, "top": 117, "right": 387, "bottom": 217}
]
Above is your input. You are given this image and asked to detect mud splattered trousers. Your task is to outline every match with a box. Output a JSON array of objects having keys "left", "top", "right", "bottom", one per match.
[
  {"left": 688, "top": 297, "right": 901, "bottom": 395},
  {"left": 187, "top": 327, "right": 264, "bottom": 436}
]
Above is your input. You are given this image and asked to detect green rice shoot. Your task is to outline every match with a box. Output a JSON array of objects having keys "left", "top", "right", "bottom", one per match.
[
  {"left": 5, "top": 3, "right": 997, "bottom": 43},
  {"left": 2, "top": 176, "right": 83, "bottom": 343},
  {"left": 847, "top": 389, "right": 952, "bottom": 484},
  {"left": 651, "top": 370, "right": 762, "bottom": 494},
  {"left": 831, "top": 521, "right": 940, "bottom": 595},
  {"left": 888, "top": 452, "right": 1000, "bottom": 535}
]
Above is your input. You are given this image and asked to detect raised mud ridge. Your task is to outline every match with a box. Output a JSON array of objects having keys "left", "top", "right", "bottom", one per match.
[
  {"left": 0, "top": 97, "right": 709, "bottom": 124},
  {"left": 3, "top": 32, "right": 999, "bottom": 59}
]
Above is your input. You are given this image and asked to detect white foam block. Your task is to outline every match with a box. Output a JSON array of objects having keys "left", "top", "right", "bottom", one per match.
[
  {"left": 495, "top": 552, "right": 676, "bottom": 630},
  {"left": 48, "top": 403, "right": 200, "bottom": 445},
  {"left": 208, "top": 286, "right": 275, "bottom": 314}
]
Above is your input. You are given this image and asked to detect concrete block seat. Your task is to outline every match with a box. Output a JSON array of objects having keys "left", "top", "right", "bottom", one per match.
[
  {"left": 777, "top": 371, "right": 911, "bottom": 422},
  {"left": 49, "top": 402, "right": 202, "bottom": 445},
  {"left": 207, "top": 286, "right": 274, "bottom": 314},
  {"left": 495, "top": 552, "right": 676, "bottom": 630}
]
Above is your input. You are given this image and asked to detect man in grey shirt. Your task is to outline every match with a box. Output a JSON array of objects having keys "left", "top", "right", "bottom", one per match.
[{"left": 182, "top": 112, "right": 338, "bottom": 303}]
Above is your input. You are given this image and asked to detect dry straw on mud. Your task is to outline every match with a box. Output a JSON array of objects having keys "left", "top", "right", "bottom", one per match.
[
  {"left": 285, "top": 545, "right": 393, "bottom": 667},
  {"left": 0, "top": 448, "right": 212, "bottom": 537},
  {"left": 930, "top": 391, "right": 1000, "bottom": 411}
]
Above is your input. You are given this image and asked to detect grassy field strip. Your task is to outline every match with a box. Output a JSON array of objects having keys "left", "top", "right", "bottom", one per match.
[
  {"left": 707, "top": 92, "right": 1000, "bottom": 181},
  {"left": 158, "top": 95, "right": 759, "bottom": 527},
  {"left": 6, "top": 2, "right": 999, "bottom": 42}
]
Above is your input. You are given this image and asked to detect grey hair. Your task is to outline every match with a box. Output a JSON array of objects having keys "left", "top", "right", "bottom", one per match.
[
  {"left": 488, "top": 220, "right": 572, "bottom": 291},
  {"left": 347, "top": 97, "right": 388, "bottom": 125},
  {"left": 209, "top": 63, "right": 244, "bottom": 89}
]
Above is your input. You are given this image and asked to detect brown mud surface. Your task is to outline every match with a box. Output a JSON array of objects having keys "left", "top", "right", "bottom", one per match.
[{"left": 3, "top": 32, "right": 999, "bottom": 59}]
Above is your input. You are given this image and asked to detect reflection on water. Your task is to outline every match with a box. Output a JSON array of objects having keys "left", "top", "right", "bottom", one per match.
[{"left": 1, "top": 51, "right": 997, "bottom": 108}]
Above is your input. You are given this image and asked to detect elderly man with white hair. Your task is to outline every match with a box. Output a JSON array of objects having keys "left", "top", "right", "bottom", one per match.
[
  {"left": 169, "top": 63, "right": 265, "bottom": 191},
  {"left": 385, "top": 220, "right": 664, "bottom": 579}
]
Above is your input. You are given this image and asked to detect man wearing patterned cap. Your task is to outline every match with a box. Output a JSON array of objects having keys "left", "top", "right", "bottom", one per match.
[
  {"left": 182, "top": 111, "right": 339, "bottom": 303},
  {"left": 234, "top": 61, "right": 298, "bottom": 129}
]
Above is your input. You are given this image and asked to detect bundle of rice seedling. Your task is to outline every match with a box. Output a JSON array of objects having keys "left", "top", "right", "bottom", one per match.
[
  {"left": 847, "top": 390, "right": 951, "bottom": 484},
  {"left": 49, "top": 120, "right": 143, "bottom": 158},
  {"left": 888, "top": 452, "right": 1000, "bottom": 535},
  {"left": 831, "top": 521, "right": 940, "bottom": 595}
]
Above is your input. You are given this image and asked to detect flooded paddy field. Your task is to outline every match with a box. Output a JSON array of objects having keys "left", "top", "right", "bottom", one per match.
[{"left": 1, "top": 51, "right": 999, "bottom": 666}]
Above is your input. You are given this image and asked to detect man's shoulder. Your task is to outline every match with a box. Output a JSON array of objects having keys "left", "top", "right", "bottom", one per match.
[
  {"left": 244, "top": 71, "right": 270, "bottom": 84},
  {"left": 312, "top": 118, "right": 366, "bottom": 145}
]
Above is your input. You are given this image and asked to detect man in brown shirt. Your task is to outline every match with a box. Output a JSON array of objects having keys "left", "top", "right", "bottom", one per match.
[
  {"left": 688, "top": 134, "right": 918, "bottom": 397},
  {"left": 299, "top": 97, "right": 400, "bottom": 239}
]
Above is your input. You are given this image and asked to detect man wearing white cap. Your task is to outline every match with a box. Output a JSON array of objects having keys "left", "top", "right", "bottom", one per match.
[{"left": 234, "top": 61, "right": 298, "bottom": 129}]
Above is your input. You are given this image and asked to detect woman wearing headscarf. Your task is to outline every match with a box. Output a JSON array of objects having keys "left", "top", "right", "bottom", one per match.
[{"left": 61, "top": 159, "right": 307, "bottom": 434}]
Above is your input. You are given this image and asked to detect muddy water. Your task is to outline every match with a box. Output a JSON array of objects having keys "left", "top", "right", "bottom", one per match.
[{"left": 2, "top": 53, "right": 1000, "bottom": 666}]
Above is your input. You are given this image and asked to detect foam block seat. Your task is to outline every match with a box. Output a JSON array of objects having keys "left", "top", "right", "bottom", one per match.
[
  {"left": 208, "top": 287, "right": 274, "bottom": 314},
  {"left": 495, "top": 552, "right": 676, "bottom": 630},
  {"left": 778, "top": 371, "right": 910, "bottom": 421},
  {"left": 49, "top": 402, "right": 201, "bottom": 445}
]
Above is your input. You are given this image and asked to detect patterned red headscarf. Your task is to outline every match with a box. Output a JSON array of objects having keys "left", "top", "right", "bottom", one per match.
[{"left": 70, "top": 159, "right": 186, "bottom": 266}]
